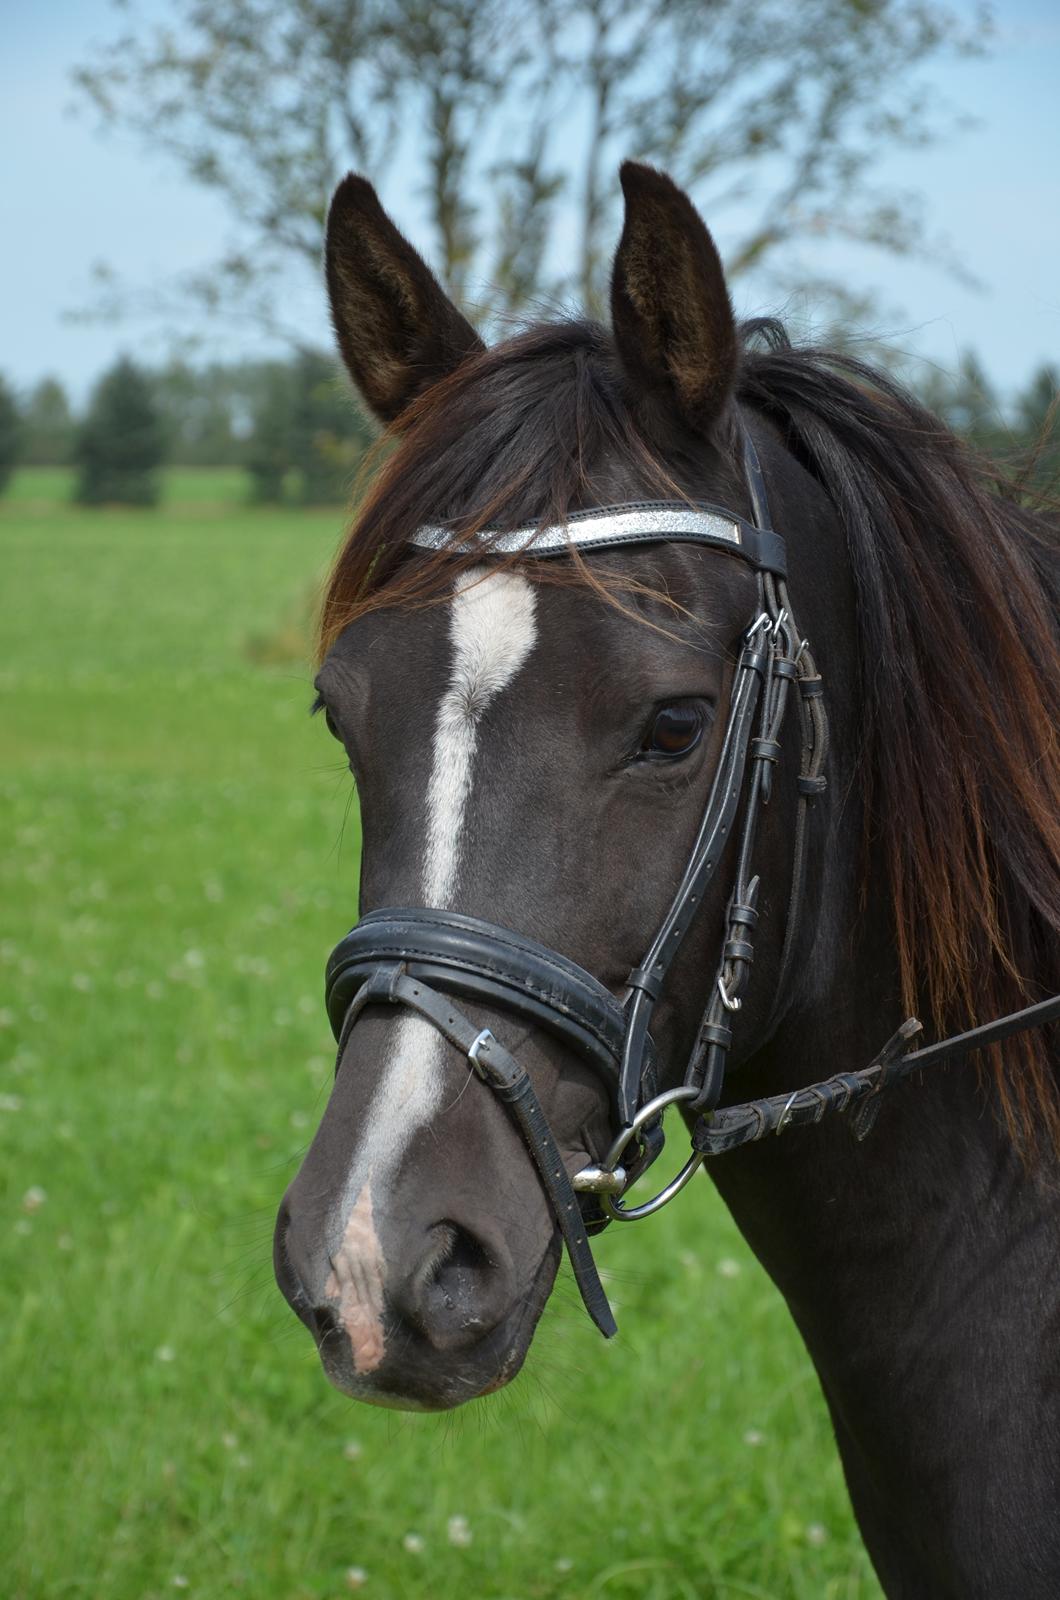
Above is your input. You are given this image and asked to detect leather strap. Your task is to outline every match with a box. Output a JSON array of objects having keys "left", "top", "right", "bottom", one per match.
[
  {"left": 619, "top": 614, "right": 771, "bottom": 1122},
  {"left": 336, "top": 964, "right": 617, "bottom": 1337},
  {"left": 326, "top": 907, "right": 665, "bottom": 1190},
  {"left": 326, "top": 907, "right": 644, "bottom": 1103},
  {"left": 693, "top": 995, "right": 1060, "bottom": 1156}
]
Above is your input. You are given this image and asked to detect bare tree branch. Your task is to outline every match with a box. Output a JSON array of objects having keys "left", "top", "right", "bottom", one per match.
[{"left": 70, "top": 0, "right": 991, "bottom": 337}]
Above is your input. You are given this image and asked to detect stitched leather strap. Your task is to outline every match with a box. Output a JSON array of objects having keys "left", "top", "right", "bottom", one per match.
[
  {"left": 326, "top": 907, "right": 642, "bottom": 1101},
  {"left": 337, "top": 964, "right": 617, "bottom": 1337},
  {"left": 693, "top": 996, "right": 1060, "bottom": 1156},
  {"left": 620, "top": 615, "right": 770, "bottom": 1122}
]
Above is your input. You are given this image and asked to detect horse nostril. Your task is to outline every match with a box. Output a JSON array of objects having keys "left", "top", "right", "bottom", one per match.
[
  {"left": 402, "top": 1222, "right": 513, "bottom": 1352},
  {"left": 274, "top": 1204, "right": 334, "bottom": 1342},
  {"left": 274, "top": 1206, "right": 310, "bottom": 1317},
  {"left": 307, "top": 1300, "right": 342, "bottom": 1346}
]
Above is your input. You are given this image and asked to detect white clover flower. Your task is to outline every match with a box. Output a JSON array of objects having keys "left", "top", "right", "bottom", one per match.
[
  {"left": 743, "top": 1428, "right": 765, "bottom": 1447},
  {"left": 22, "top": 1186, "right": 47, "bottom": 1212},
  {"left": 345, "top": 1567, "right": 367, "bottom": 1589},
  {"left": 447, "top": 1515, "right": 472, "bottom": 1548},
  {"left": 806, "top": 1522, "right": 828, "bottom": 1547},
  {"left": 343, "top": 1439, "right": 363, "bottom": 1461},
  {"left": 717, "top": 1257, "right": 741, "bottom": 1278},
  {"left": 402, "top": 1533, "right": 425, "bottom": 1554}
]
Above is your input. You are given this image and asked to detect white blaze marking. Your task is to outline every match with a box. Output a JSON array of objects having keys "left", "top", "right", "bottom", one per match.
[
  {"left": 328, "top": 567, "right": 538, "bottom": 1364},
  {"left": 423, "top": 567, "right": 538, "bottom": 905}
]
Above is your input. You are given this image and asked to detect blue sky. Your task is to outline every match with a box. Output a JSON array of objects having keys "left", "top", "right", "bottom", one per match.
[{"left": 4, "top": 0, "right": 1059, "bottom": 401}]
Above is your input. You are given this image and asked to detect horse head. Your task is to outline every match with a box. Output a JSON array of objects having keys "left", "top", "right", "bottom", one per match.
[{"left": 274, "top": 164, "right": 831, "bottom": 1407}]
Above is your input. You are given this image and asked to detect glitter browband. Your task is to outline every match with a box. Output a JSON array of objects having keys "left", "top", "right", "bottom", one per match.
[{"left": 409, "top": 501, "right": 787, "bottom": 576}]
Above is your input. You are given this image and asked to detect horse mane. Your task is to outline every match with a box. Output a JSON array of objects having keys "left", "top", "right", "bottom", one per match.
[
  {"left": 318, "top": 316, "right": 1060, "bottom": 1152},
  {"left": 738, "top": 320, "right": 1060, "bottom": 1152}
]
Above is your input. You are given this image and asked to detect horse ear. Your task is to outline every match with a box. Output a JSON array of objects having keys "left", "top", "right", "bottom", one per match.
[
  {"left": 610, "top": 162, "right": 737, "bottom": 435},
  {"left": 325, "top": 174, "right": 485, "bottom": 426}
]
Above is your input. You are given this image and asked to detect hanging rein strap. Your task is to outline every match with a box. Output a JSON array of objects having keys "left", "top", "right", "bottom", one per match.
[{"left": 692, "top": 995, "right": 1060, "bottom": 1157}]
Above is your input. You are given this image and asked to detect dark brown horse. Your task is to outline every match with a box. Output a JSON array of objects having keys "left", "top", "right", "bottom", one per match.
[{"left": 274, "top": 163, "right": 1060, "bottom": 1596}]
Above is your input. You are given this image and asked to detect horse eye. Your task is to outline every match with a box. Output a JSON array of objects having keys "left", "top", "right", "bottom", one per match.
[
  {"left": 643, "top": 704, "right": 703, "bottom": 758},
  {"left": 324, "top": 708, "right": 341, "bottom": 742}
]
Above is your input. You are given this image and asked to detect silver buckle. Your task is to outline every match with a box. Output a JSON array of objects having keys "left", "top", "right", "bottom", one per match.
[{"left": 466, "top": 1028, "right": 495, "bottom": 1078}]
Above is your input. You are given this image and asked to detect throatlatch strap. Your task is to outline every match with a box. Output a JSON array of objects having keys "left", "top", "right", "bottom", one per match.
[{"left": 336, "top": 963, "right": 617, "bottom": 1339}]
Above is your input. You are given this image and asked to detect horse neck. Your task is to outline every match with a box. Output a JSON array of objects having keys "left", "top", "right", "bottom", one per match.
[{"left": 703, "top": 450, "right": 1060, "bottom": 1594}]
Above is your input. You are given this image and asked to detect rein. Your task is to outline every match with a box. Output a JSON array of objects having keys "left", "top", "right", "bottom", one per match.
[{"left": 323, "top": 417, "right": 1060, "bottom": 1338}]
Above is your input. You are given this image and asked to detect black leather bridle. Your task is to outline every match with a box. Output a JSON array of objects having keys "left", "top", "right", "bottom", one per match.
[{"left": 323, "top": 420, "right": 1060, "bottom": 1339}]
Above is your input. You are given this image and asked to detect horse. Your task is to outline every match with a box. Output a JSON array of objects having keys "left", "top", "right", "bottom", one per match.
[{"left": 273, "top": 162, "right": 1060, "bottom": 1597}]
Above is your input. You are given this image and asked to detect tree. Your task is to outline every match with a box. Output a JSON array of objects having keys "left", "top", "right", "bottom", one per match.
[
  {"left": 245, "top": 362, "right": 295, "bottom": 502},
  {"left": 151, "top": 359, "right": 243, "bottom": 465},
  {"left": 1013, "top": 363, "right": 1060, "bottom": 494},
  {"left": 74, "top": 357, "right": 167, "bottom": 506},
  {"left": 289, "top": 350, "right": 370, "bottom": 503},
  {"left": 74, "top": 0, "right": 987, "bottom": 336},
  {"left": 0, "top": 376, "right": 20, "bottom": 495},
  {"left": 913, "top": 351, "right": 1060, "bottom": 500},
  {"left": 20, "top": 378, "right": 75, "bottom": 467},
  {"left": 919, "top": 349, "right": 1006, "bottom": 456},
  {"left": 244, "top": 351, "right": 370, "bottom": 502}
]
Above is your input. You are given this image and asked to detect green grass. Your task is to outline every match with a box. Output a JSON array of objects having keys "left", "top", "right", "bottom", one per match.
[
  {"left": 6, "top": 464, "right": 254, "bottom": 510},
  {"left": 0, "top": 470, "right": 881, "bottom": 1600}
]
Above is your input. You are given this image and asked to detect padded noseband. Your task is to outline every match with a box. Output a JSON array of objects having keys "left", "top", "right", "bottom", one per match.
[{"left": 326, "top": 907, "right": 657, "bottom": 1109}]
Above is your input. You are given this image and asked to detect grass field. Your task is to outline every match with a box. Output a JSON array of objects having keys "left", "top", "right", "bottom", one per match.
[{"left": 1, "top": 467, "right": 881, "bottom": 1600}]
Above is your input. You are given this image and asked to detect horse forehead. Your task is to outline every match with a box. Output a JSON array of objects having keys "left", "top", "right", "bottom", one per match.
[{"left": 325, "top": 541, "right": 749, "bottom": 715}]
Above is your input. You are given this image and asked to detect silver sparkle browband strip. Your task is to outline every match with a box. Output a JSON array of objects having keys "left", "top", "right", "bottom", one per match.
[{"left": 410, "top": 501, "right": 787, "bottom": 576}]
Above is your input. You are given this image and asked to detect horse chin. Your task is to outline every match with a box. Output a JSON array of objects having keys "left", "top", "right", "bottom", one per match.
[{"left": 315, "top": 1233, "right": 560, "bottom": 1412}]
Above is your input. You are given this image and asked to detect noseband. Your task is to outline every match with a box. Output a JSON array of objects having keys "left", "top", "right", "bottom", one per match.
[{"left": 323, "top": 420, "right": 1060, "bottom": 1339}]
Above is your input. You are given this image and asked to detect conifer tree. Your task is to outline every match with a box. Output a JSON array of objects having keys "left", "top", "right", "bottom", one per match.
[
  {"left": 0, "top": 375, "right": 19, "bottom": 496},
  {"left": 21, "top": 377, "right": 75, "bottom": 466},
  {"left": 74, "top": 357, "right": 165, "bottom": 506}
]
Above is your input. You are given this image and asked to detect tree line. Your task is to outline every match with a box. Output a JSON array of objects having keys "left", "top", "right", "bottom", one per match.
[
  {"left": 0, "top": 345, "right": 1055, "bottom": 507},
  {"left": 0, "top": 350, "right": 372, "bottom": 506}
]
